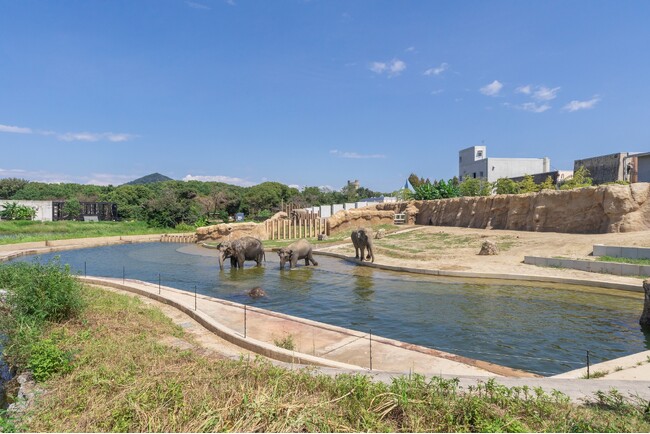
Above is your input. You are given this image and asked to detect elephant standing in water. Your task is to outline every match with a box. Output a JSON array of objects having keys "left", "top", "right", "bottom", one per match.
[
  {"left": 351, "top": 228, "right": 374, "bottom": 263},
  {"left": 277, "top": 239, "right": 319, "bottom": 269},
  {"left": 217, "top": 236, "right": 265, "bottom": 270}
]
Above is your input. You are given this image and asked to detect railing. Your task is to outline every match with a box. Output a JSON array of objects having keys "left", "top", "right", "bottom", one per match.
[
  {"left": 265, "top": 217, "right": 327, "bottom": 240},
  {"left": 394, "top": 213, "right": 406, "bottom": 224}
]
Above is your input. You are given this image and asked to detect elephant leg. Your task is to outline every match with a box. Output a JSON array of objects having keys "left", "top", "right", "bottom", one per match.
[
  {"left": 308, "top": 253, "right": 318, "bottom": 266},
  {"left": 360, "top": 246, "right": 366, "bottom": 262},
  {"left": 230, "top": 257, "right": 237, "bottom": 268},
  {"left": 237, "top": 253, "right": 245, "bottom": 269},
  {"left": 291, "top": 255, "right": 298, "bottom": 269},
  {"left": 304, "top": 257, "right": 309, "bottom": 266}
]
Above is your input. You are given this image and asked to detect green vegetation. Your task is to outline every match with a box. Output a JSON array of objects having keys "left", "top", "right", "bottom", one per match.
[
  {"left": 0, "top": 260, "right": 84, "bottom": 383},
  {"left": 2, "top": 285, "right": 647, "bottom": 432},
  {"left": 0, "top": 267, "right": 648, "bottom": 431},
  {"left": 560, "top": 165, "right": 593, "bottom": 190},
  {"left": 0, "top": 220, "right": 190, "bottom": 245},
  {"left": 0, "top": 177, "right": 387, "bottom": 229},
  {"left": 598, "top": 255, "right": 650, "bottom": 266},
  {"left": 273, "top": 333, "right": 296, "bottom": 351},
  {"left": 0, "top": 202, "right": 37, "bottom": 221}
]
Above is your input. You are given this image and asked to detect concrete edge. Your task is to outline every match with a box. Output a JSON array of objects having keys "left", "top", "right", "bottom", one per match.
[
  {"left": 552, "top": 350, "right": 650, "bottom": 379},
  {"left": 523, "top": 256, "right": 646, "bottom": 289},
  {"left": 314, "top": 251, "right": 643, "bottom": 293},
  {"left": 78, "top": 276, "right": 366, "bottom": 372}
]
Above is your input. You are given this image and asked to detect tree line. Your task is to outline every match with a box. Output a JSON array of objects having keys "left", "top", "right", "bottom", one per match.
[{"left": 0, "top": 178, "right": 386, "bottom": 228}]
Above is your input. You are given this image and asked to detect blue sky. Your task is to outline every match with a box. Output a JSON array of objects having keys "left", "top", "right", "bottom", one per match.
[{"left": 1, "top": 0, "right": 649, "bottom": 192}]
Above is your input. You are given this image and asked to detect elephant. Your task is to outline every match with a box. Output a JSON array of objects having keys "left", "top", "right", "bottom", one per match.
[
  {"left": 291, "top": 209, "right": 310, "bottom": 220},
  {"left": 217, "top": 236, "right": 265, "bottom": 270},
  {"left": 277, "top": 239, "right": 319, "bottom": 269},
  {"left": 351, "top": 228, "right": 374, "bottom": 263}
]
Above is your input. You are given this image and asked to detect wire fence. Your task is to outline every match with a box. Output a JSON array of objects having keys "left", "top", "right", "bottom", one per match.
[{"left": 76, "top": 260, "right": 617, "bottom": 378}]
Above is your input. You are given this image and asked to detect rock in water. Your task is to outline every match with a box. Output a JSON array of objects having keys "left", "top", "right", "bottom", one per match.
[
  {"left": 248, "top": 287, "right": 266, "bottom": 299},
  {"left": 640, "top": 280, "right": 650, "bottom": 330},
  {"left": 478, "top": 240, "right": 499, "bottom": 255}
]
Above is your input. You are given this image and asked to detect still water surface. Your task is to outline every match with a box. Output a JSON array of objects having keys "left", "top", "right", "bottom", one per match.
[{"left": 12, "top": 242, "right": 649, "bottom": 376}]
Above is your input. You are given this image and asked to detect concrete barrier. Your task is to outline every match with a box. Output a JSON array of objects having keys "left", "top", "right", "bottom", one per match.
[{"left": 524, "top": 256, "right": 649, "bottom": 284}]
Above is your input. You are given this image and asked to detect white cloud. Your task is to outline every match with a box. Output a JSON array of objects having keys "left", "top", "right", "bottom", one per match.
[
  {"left": 423, "top": 62, "right": 449, "bottom": 76},
  {"left": 370, "top": 62, "right": 387, "bottom": 74},
  {"left": 0, "top": 122, "right": 136, "bottom": 142},
  {"left": 480, "top": 80, "right": 503, "bottom": 96},
  {"left": 533, "top": 86, "right": 560, "bottom": 101},
  {"left": 330, "top": 149, "right": 386, "bottom": 159},
  {"left": 86, "top": 173, "right": 137, "bottom": 186},
  {"left": 405, "top": 46, "right": 416, "bottom": 52},
  {"left": 563, "top": 96, "right": 601, "bottom": 112},
  {"left": 517, "top": 102, "right": 551, "bottom": 113},
  {"left": 183, "top": 174, "right": 256, "bottom": 187},
  {"left": 515, "top": 85, "right": 532, "bottom": 95},
  {"left": 430, "top": 89, "right": 444, "bottom": 95},
  {"left": 369, "top": 59, "right": 406, "bottom": 77},
  {"left": 0, "top": 124, "right": 32, "bottom": 134},
  {"left": 186, "top": 1, "right": 210, "bottom": 10}
]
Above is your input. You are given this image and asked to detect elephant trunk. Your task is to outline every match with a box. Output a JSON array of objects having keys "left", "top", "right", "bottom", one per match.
[{"left": 218, "top": 252, "right": 225, "bottom": 270}]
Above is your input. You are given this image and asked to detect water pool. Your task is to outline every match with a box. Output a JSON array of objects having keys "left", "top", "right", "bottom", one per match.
[{"left": 11, "top": 242, "right": 649, "bottom": 376}]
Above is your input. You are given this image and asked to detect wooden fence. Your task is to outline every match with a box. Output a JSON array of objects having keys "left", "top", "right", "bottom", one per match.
[{"left": 265, "top": 218, "right": 327, "bottom": 240}]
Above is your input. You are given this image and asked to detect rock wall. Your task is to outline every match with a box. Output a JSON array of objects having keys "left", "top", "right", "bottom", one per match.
[
  {"left": 377, "top": 183, "right": 650, "bottom": 234},
  {"left": 326, "top": 207, "right": 397, "bottom": 234},
  {"left": 196, "top": 222, "right": 268, "bottom": 243}
]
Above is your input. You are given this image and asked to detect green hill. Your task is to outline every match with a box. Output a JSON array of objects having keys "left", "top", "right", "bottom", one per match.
[{"left": 124, "top": 173, "right": 173, "bottom": 185}]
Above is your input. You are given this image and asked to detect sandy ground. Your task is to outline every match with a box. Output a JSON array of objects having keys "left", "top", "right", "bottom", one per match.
[{"left": 321, "top": 225, "right": 650, "bottom": 288}]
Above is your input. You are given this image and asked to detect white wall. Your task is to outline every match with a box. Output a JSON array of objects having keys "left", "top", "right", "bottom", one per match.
[{"left": 486, "top": 158, "right": 548, "bottom": 182}]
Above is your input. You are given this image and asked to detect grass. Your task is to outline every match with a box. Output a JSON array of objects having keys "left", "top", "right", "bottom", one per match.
[
  {"left": 373, "top": 229, "right": 520, "bottom": 260},
  {"left": 0, "top": 220, "right": 190, "bottom": 245},
  {"left": 598, "top": 255, "right": 650, "bottom": 266},
  {"left": 5, "top": 285, "right": 650, "bottom": 432}
]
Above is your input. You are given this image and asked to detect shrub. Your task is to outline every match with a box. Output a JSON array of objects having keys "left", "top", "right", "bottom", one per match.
[
  {"left": 538, "top": 176, "right": 555, "bottom": 190},
  {"left": 459, "top": 178, "right": 492, "bottom": 196},
  {"left": 494, "top": 178, "right": 519, "bottom": 195},
  {"left": 518, "top": 174, "right": 540, "bottom": 193},
  {"left": 0, "top": 202, "right": 37, "bottom": 220},
  {"left": 0, "top": 259, "right": 84, "bottom": 324},
  {"left": 62, "top": 199, "right": 82, "bottom": 220},
  {"left": 27, "top": 336, "right": 73, "bottom": 381},
  {"left": 560, "top": 165, "right": 593, "bottom": 190}
]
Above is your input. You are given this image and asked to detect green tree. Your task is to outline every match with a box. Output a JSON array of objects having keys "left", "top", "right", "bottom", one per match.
[
  {"left": 0, "top": 178, "right": 29, "bottom": 198},
  {"left": 560, "top": 165, "right": 593, "bottom": 190},
  {"left": 539, "top": 176, "right": 555, "bottom": 190},
  {"left": 143, "top": 187, "right": 201, "bottom": 228},
  {"left": 494, "top": 178, "right": 519, "bottom": 195},
  {"left": 517, "top": 175, "right": 539, "bottom": 193},
  {"left": 408, "top": 173, "right": 431, "bottom": 189},
  {"left": 459, "top": 178, "right": 492, "bottom": 197},
  {"left": 62, "top": 199, "right": 82, "bottom": 220}
]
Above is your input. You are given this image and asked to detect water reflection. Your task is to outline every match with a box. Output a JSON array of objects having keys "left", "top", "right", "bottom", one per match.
[{"left": 9, "top": 242, "right": 648, "bottom": 376}]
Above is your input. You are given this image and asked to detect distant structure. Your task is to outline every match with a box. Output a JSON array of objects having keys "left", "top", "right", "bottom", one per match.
[
  {"left": 346, "top": 179, "right": 360, "bottom": 190},
  {"left": 363, "top": 196, "right": 397, "bottom": 203},
  {"left": 574, "top": 152, "right": 650, "bottom": 184},
  {"left": 458, "top": 145, "right": 550, "bottom": 182},
  {"left": 509, "top": 171, "right": 573, "bottom": 185},
  {"left": 0, "top": 200, "right": 117, "bottom": 222}
]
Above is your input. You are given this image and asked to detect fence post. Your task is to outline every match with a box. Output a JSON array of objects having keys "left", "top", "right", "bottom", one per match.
[
  {"left": 84, "top": 261, "right": 87, "bottom": 277},
  {"left": 158, "top": 274, "right": 161, "bottom": 295},
  {"left": 586, "top": 350, "right": 590, "bottom": 379},
  {"left": 244, "top": 305, "right": 247, "bottom": 338},
  {"left": 369, "top": 329, "right": 373, "bottom": 371},
  {"left": 194, "top": 285, "right": 197, "bottom": 311},
  {"left": 122, "top": 266, "right": 125, "bottom": 284}
]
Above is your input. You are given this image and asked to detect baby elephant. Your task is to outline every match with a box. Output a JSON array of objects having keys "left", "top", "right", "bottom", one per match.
[{"left": 277, "top": 239, "right": 319, "bottom": 269}]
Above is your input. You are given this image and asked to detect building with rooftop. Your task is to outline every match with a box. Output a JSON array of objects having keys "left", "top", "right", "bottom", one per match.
[{"left": 458, "top": 145, "right": 550, "bottom": 182}]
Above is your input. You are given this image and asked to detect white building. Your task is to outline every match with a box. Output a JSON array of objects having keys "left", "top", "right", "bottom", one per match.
[{"left": 459, "top": 145, "right": 550, "bottom": 182}]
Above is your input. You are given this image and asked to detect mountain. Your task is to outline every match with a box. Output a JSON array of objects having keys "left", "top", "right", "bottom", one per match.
[{"left": 124, "top": 173, "right": 173, "bottom": 185}]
